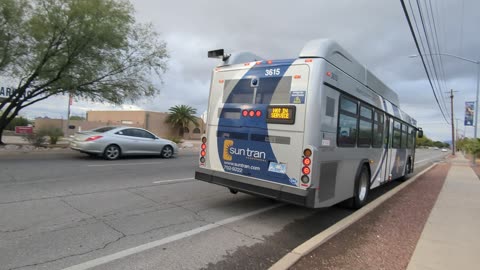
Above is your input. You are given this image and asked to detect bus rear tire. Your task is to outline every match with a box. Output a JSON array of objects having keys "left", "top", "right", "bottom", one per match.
[
  {"left": 349, "top": 165, "right": 370, "bottom": 209},
  {"left": 398, "top": 159, "right": 412, "bottom": 182}
]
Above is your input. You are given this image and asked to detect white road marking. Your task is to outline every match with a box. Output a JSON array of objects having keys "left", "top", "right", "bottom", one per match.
[
  {"left": 87, "top": 162, "right": 164, "bottom": 167},
  {"left": 152, "top": 178, "right": 194, "bottom": 184},
  {"left": 62, "top": 203, "right": 283, "bottom": 270},
  {"left": 415, "top": 154, "right": 447, "bottom": 165},
  {"left": 415, "top": 159, "right": 432, "bottom": 164}
]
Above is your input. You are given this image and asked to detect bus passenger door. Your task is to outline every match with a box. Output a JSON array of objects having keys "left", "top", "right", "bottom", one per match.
[{"left": 384, "top": 117, "right": 393, "bottom": 182}]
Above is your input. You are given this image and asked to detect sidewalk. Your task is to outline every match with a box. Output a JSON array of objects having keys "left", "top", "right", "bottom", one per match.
[
  {"left": 407, "top": 153, "right": 480, "bottom": 270},
  {"left": 286, "top": 153, "right": 479, "bottom": 270}
]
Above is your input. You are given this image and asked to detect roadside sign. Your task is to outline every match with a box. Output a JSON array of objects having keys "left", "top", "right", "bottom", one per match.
[{"left": 15, "top": 126, "right": 33, "bottom": 134}]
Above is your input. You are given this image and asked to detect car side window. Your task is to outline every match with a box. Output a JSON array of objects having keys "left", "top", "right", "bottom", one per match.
[
  {"left": 117, "top": 129, "right": 135, "bottom": 137},
  {"left": 138, "top": 130, "right": 156, "bottom": 139}
]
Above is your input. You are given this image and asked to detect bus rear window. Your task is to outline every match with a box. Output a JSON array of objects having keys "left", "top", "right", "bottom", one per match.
[{"left": 223, "top": 77, "right": 292, "bottom": 104}]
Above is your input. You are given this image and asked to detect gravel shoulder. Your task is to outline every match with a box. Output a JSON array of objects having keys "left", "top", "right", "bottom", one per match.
[{"left": 292, "top": 162, "right": 450, "bottom": 270}]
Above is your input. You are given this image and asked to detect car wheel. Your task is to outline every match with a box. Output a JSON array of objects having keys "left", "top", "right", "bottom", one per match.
[
  {"left": 161, "top": 145, "right": 174, "bottom": 158},
  {"left": 103, "top": 144, "right": 121, "bottom": 160},
  {"left": 350, "top": 165, "right": 370, "bottom": 209}
]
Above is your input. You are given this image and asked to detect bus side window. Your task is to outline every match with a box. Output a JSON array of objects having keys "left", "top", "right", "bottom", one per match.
[
  {"left": 392, "top": 120, "right": 401, "bottom": 149},
  {"left": 409, "top": 126, "right": 416, "bottom": 148},
  {"left": 337, "top": 96, "right": 358, "bottom": 147},
  {"left": 373, "top": 111, "right": 384, "bottom": 148},
  {"left": 401, "top": 124, "right": 408, "bottom": 149},
  {"left": 358, "top": 105, "right": 373, "bottom": 147}
]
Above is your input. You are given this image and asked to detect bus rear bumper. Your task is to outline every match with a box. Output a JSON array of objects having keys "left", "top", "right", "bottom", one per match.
[{"left": 195, "top": 167, "right": 316, "bottom": 208}]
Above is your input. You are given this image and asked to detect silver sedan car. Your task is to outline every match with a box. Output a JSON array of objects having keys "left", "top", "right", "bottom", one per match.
[{"left": 70, "top": 126, "right": 179, "bottom": 160}]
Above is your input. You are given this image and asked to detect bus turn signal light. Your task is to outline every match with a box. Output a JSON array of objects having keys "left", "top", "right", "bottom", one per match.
[{"left": 303, "top": 148, "right": 312, "bottom": 157}]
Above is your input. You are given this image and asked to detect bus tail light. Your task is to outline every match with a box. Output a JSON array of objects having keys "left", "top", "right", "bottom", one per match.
[
  {"left": 200, "top": 137, "right": 207, "bottom": 166},
  {"left": 255, "top": 110, "right": 262, "bottom": 117},
  {"left": 303, "top": 157, "right": 311, "bottom": 166},
  {"left": 301, "top": 148, "right": 313, "bottom": 186}
]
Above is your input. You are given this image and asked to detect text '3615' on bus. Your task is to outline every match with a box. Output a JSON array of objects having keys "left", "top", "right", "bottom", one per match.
[{"left": 195, "top": 39, "right": 422, "bottom": 209}]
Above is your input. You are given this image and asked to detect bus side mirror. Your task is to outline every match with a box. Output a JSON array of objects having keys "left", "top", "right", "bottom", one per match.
[{"left": 418, "top": 128, "right": 423, "bottom": 138}]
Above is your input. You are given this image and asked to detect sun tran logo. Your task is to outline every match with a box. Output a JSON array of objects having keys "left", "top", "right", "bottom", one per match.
[
  {"left": 223, "top": 140, "right": 234, "bottom": 161},
  {"left": 223, "top": 139, "right": 267, "bottom": 160}
]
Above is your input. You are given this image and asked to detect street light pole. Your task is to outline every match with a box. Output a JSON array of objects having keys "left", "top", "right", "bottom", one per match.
[
  {"left": 473, "top": 62, "right": 480, "bottom": 165},
  {"left": 409, "top": 53, "right": 479, "bottom": 163}
]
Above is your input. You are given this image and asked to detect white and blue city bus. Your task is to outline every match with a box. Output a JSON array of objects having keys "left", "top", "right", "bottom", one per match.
[{"left": 195, "top": 39, "right": 422, "bottom": 209}]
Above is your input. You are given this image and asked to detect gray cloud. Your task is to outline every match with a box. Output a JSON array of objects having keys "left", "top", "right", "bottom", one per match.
[{"left": 22, "top": 0, "right": 480, "bottom": 141}]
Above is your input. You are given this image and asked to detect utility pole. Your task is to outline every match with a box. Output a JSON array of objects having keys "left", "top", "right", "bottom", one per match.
[{"left": 448, "top": 89, "right": 458, "bottom": 156}]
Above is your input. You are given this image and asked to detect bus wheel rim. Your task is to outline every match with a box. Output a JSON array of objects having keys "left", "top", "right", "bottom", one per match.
[{"left": 359, "top": 172, "right": 368, "bottom": 201}]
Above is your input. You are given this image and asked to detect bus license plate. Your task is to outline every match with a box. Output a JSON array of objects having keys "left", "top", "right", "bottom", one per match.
[{"left": 268, "top": 162, "right": 287, "bottom": 174}]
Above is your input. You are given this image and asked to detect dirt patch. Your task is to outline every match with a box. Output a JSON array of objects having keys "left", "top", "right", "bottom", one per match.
[{"left": 292, "top": 163, "right": 450, "bottom": 270}]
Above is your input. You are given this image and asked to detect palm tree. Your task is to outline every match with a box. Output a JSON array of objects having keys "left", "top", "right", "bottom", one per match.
[{"left": 166, "top": 105, "right": 199, "bottom": 137}]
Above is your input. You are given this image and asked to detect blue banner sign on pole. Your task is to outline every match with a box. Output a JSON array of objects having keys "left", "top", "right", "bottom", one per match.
[{"left": 465, "top": 101, "right": 475, "bottom": 126}]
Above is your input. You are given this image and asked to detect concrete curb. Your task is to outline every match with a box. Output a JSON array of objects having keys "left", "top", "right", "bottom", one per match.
[{"left": 268, "top": 163, "right": 438, "bottom": 270}]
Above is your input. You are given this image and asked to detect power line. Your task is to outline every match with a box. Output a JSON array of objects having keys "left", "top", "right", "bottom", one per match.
[
  {"left": 416, "top": 0, "right": 450, "bottom": 118},
  {"left": 429, "top": 0, "right": 449, "bottom": 89},
  {"left": 427, "top": 0, "right": 450, "bottom": 115},
  {"left": 408, "top": 0, "right": 448, "bottom": 117},
  {"left": 401, "top": 0, "right": 450, "bottom": 124},
  {"left": 458, "top": 0, "right": 465, "bottom": 56}
]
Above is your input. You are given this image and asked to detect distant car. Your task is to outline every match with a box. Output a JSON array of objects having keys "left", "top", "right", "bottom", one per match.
[
  {"left": 70, "top": 126, "right": 178, "bottom": 160},
  {"left": 434, "top": 147, "right": 439, "bottom": 150},
  {"left": 441, "top": 148, "right": 448, "bottom": 152}
]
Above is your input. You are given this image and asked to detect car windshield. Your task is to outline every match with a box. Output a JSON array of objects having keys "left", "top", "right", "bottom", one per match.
[{"left": 91, "top": 126, "right": 117, "bottom": 133}]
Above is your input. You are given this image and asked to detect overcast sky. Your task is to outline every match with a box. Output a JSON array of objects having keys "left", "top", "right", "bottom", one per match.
[{"left": 20, "top": 0, "right": 480, "bottom": 142}]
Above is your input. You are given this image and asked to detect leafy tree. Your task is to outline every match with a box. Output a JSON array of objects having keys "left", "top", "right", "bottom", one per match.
[
  {"left": 69, "top": 115, "right": 85, "bottom": 120},
  {"left": 457, "top": 138, "right": 480, "bottom": 157},
  {"left": 416, "top": 133, "right": 433, "bottom": 147},
  {"left": 5, "top": 116, "right": 30, "bottom": 130},
  {"left": 433, "top": 141, "right": 445, "bottom": 148},
  {"left": 166, "top": 105, "right": 198, "bottom": 137},
  {"left": 0, "top": 0, "right": 168, "bottom": 144}
]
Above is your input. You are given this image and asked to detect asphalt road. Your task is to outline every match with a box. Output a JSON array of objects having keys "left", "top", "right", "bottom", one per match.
[{"left": 0, "top": 149, "right": 448, "bottom": 270}]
